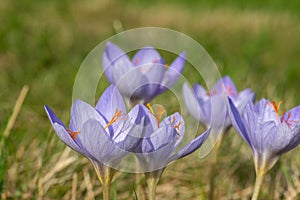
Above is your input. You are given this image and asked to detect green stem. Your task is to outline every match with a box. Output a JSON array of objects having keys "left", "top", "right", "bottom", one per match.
[
  {"left": 208, "top": 129, "right": 227, "bottom": 200},
  {"left": 251, "top": 173, "right": 265, "bottom": 200},
  {"left": 146, "top": 175, "right": 159, "bottom": 200}
]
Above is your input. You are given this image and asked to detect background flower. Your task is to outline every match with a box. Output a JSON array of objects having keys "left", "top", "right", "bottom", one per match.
[{"left": 103, "top": 42, "right": 186, "bottom": 104}]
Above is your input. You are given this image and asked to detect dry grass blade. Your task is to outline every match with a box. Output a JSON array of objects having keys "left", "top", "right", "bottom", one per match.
[
  {"left": 72, "top": 172, "right": 78, "bottom": 200},
  {"left": 0, "top": 85, "right": 29, "bottom": 156},
  {"left": 84, "top": 169, "right": 95, "bottom": 200}
]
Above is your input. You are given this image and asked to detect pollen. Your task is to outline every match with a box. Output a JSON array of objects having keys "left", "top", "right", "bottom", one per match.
[
  {"left": 104, "top": 109, "right": 125, "bottom": 129},
  {"left": 67, "top": 129, "right": 80, "bottom": 140}
]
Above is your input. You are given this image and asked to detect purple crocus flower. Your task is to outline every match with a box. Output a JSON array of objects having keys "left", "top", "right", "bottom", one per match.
[
  {"left": 130, "top": 104, "right": 210, "bottom": 173},
  {"left": 228, "top": 98, "right": 300, "bottom": 175},
  {"left": 182, "top": 76, "right": 255, "bottom": 132},
  {"left": 44, "top": 85, "right": 142, "bottom": 185},
  {"left": 102, "top": 42, "right": 186, "bottom": 104},
  {"left": 128, "top": 104, "right": 210, "bottom": 199}
]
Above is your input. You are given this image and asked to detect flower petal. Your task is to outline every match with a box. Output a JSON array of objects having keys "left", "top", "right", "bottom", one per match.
[
  {"left": 77, "top": 119, "right": 128, "bottom": 167},
  {"left": 69, "top": 99, "right": 105, "bottom": 132},
  {"left": 182, "top": 83, "right": 201, "bottom": 121},
  {"left": 102, "top": 42, "right": 133, "bottom": 84},
  {"left": 44, "top": 105, "right": 66, "bottom": 128},
  {"left": 228, "top": 98, "right": 253, "bottom": 147},
  {"left": 168, "top": 128, "right": 210, "bottom": 162},
  {"left": 158, "top": 51, "right": 185, "bottom": 93},
  {"left": 96, "top": 84, "right": 126, "bottom": 121},
  {"left": 132, "top": 46, "right": 164, "bottom": 66}
]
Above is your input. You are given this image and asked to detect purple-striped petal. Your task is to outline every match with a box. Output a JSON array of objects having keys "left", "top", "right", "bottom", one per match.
[
  {"left": 70, "top": 99, "right": 105, "bottom": 132},
  {"left": 228, "top": 98, "right": 252, "bottom": 147},
  {"left": 168, "top": 128, "right": 210, "bottom": 162},
  {"left": 96, "top": 84, "right": 126, "bottom": 121}
]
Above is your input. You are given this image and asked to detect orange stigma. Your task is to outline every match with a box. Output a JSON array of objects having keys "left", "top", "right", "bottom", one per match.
[
  {"left": 281, "top": 112, "right": 298, "bottom": 128},
  {"left": 171, "top": 115, "right": 182, "bottom": 136},
  {"left": 104, "top": 109, "right": 125, "bottom": 129},
  {"left": 67, "top": 129, "right": 80, "bottom": 140},
  {"left": 269, "top": 100, "right": 283, "bottom": 116},
  {"left": 147, "top": 103, "right": 166, "bottom": 127}
]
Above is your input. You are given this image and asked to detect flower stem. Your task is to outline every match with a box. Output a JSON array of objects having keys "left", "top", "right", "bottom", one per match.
[
  {"left": 145, "top": 172, "right": 161, "bottom": 200},
  {"left": 102, "top": 182, "right": 111, "bottom": 200},
  {"left": 208, "top": 131, "right": 225, "bottom": 200},
  {"left": 251, "top": 173, "right": 265, "bottom": 200}
]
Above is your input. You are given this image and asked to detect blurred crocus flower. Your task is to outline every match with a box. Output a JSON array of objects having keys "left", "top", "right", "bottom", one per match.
[
  {"left": 228, "top": 98, "right": 300, "bottom": 199},
  {"left": 44, "top": 85, "right": 142, "bottom": 197},
  {"left": 102, "top": 42, "right": 186, "bottom": 105},
  {"left": 130, "top": 103, "right": 210, "bottom": 199},
  {"left": 183, "top": 76, "right": 255, "bottom": 131}
]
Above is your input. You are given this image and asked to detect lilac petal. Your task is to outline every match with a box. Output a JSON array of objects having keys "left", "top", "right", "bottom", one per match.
[
  {"left": 158, "top": 51, "right": 186, "bottom": 93},
  {"left": 113, "top": 105, "right": 157, "bottom": 151},
  {"left": 52, "top": 123, "right": 86, "bottom": 155},
  {"left": 113, "top": 66, "right": 148, "bottom": 100},
  {"left": 235, "top": 89, "right": 256, "bottom": 112},
  {"left": 212, "top": 76, "right": 237, "bottom": 97},
  {"left": 44, "top": 106, "right": 84, "bottom": 153},
  {"left": 132, "top": 46, "right": 164, "bottom": 66},
  {"left": 182, "top": 83, "right": 202, "bottom": 122},
  {"left": 256, "top": 99, "right": 279, "bottom": 125},
  {"left": 193, "top": 83, "right": 209, "bottom": 102},
  {"left": 283, "top": 106, "right": 300, "bottom": 127},
  {"left": 102, "top": 42, "right": 132, "bottom": 83},
  {"left": 160, "top": 112, "right": 185, "bottom": 147},
  {"left": 267, "top": 122, "right": 300, "bottom": 155},
  {"left": 44, "top": 105, "right": 66, "bottom": 128},
  {"left": 96, "top": 85, "right": 126, "bottom": 121},
  {"left": 135, "top": 126, "right": 178, "bottom": 171},
  {"left": 228, "top": 98, "right": 252, "bottom": 147},
  {"left": 77, "top": 119, "right": 127, "bottom": 167},
  {"left": 142, "top": 64, "right": 165, "bottom": 101},
  {"left": 168, "top": 128, "right": 210, "bottom": 162},
  {"left": 70, "top": 99, "right": 105, "bottom": 132}
]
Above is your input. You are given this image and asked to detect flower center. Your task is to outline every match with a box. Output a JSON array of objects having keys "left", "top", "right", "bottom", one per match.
[
  {"left": 104, "top": 109, "right": 125, "bottom": 129},
  {"left": 268, "top": 100, "right": 298, "bottom": 127},
  {"left": 67, "top": 129, "right": 80, "bottom": 140}
]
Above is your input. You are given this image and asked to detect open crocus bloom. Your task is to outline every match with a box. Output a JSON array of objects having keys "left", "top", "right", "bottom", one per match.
[
  {"left": 228, "top": 98, "right": 300, "bottom": 175},
  {"left": 130, "top": 104, "right": 210, "bottom": 173},
  {"left": 44, "top": 85, "right": 143, "bottom": 183},
  {"left": 102, "top": 42, "right": 186, "bottom": 104},
  {"left": 182, "top": 76, "right": 255, "bottom": 131}
]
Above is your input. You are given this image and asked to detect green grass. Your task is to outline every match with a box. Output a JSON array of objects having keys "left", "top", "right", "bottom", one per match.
[{"left": 1, "top": 0, "right": 300, "bottom": 199}]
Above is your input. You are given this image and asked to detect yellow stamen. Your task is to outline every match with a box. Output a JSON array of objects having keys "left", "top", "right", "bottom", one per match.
[
  {"left": 104, "top": 109, "right": 124, "bottom": 129},
  {"left": 147, "top": 103, "right": 155, "bottom": 115}
]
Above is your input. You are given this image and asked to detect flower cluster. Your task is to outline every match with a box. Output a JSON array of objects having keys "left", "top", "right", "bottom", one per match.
[{"left": 45, "top": 42, "right": 300, "bottom": 200}]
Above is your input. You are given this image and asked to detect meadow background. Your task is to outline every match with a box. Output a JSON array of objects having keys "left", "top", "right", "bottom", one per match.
[{"left": 1, "top": 0, "right": 300, "bottom": 199}]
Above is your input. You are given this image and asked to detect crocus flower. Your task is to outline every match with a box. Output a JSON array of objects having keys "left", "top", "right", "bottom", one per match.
[
  {"left": 129, "top": 103, "right": 210, "bottom": 199},
  {"left": 102, "top": 42, "right": 186, "bottom": 105},
  {"left": 44, "top": 85, "right": 143, "bottom": 199},
  {"left": 182, "top": 76, "right": 255, "bottom": 132},
  {"left": 228, "top": 98, "right": 300, "bottom": 200},
  {"left": 183, "top": 76, "right": 255, "bottom": 200}
]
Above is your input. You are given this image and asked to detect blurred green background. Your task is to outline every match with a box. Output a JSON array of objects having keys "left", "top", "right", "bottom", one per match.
[{"left": 1, "top": 0, "right": 300, "bottom": 199}]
